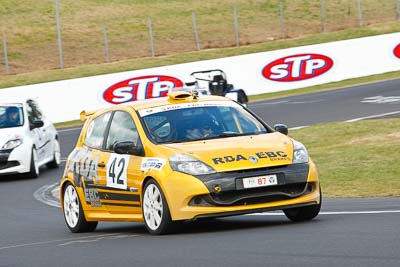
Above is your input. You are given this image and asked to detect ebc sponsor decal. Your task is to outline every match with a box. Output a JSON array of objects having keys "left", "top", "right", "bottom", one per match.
[
  {"left": 262, "top": 53, "right": 333, "bottom": 82},
  {"left": 141, "top": 158, "right": 166, "bottom": 171},
  {"left": 103, "top": 75, "right": 184, "bottom": 104},
  {"left": 212, "top": 151, "right": 289, "bottom": 164},
  {"left": 394, "top": 44, "right": 400, "bottom": 59}
]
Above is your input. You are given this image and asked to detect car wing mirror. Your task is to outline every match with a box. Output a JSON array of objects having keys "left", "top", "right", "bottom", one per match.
[
  {"left": 273, "top": 124, "right": 288, "bottom": 135},
  {"left": 30, "top": 119, "right": 44, "bottom": 130},
  {"left": 113, "top": 141, "right": 142, "bottom": 156}
]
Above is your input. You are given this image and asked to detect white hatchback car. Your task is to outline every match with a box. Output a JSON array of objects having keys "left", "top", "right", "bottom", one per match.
[{"left": 0, "top": 97, "right": 60, "bottom": 178}]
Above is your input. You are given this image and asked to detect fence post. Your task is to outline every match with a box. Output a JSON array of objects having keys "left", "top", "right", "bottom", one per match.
[
  {"left": 148, "top": 17, "right": 155, "bottom": 57},
  {"left": 55, "top": 0, "right": 64, "bottom": 68},
  {"left": 192, "top": 12, "right": 200, "bottom": 50},
  {"left": 102, "top": 24, "right": 110, "bottom": 63},
  {"left": 2, "top": 35, "right": 10, "bottom": 75},
  {"left": 233, "top": 6, "right": 239, "bottom": 47},
  {"left": 357, "top": 0, "right": 363, "bottom": 27},
  {"left": 396, "top": 0, "right": 400, "bottom": 20},
  {"left": 320, "top": 0, "right": 326, "bottom": 32},
  {"left": 279, "top": 1, "right": 285, "bottom": 38}
]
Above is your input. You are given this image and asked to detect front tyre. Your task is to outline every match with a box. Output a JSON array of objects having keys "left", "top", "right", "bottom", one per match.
[
  {"left": 283, "top": 188, "right": 322, "bottom": 222},
  {"left": 47, "top": 139, "right": 61, "bottom": 169},
  {"left": 27, "top": 148, "right": 39, "bottom": 178},
  {"left": 142, "top": 179, "right": 174, "bottom": 235},
  {"left": 63, "top": 183, "right": 97, "bottom": 233}
]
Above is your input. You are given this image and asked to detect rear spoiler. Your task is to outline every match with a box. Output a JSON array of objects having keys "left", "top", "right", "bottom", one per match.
[{"left": 79, "top": 110, "right": 97, "bottom": 121}]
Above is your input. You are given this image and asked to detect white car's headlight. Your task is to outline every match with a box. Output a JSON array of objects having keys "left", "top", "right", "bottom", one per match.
[
  {"left": 293, "top": 140, "right": 309, "bottom": 164},
  {"left": 169, "top": 154, "right": 216, "bottom": 175},
  {"left": 2, "top": 139, "right": 23, "bottom": 150}
]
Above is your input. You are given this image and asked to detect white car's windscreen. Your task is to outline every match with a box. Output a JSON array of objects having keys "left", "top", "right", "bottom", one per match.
[{"left": 0, "top": 105, "right": 24, "bottom": 129}]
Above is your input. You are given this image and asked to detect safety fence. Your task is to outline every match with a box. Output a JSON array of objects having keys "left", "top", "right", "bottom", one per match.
[{"left": 0, "top": 0, "right": 399, "bottom": 75}]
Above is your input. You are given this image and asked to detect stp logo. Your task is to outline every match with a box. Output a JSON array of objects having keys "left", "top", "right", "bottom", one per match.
[
  {"left": 393, "top": 44, "right": 400, "bottom": 59},
  {"left": 262, "top": 54, "right": 333, "bottom": 82},
  {"left": 103, "top": 75, "right": 184, "bottom": 104}
]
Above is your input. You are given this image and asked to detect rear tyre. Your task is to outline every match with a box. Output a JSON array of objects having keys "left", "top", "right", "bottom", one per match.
[
  {"left": 46, "top": 139, "right": 61, "bottom": 169},
  {"left": 63, "top": 183, "right": 98, "bottom": 233},
  {"left": 142, "top": 179, "right": 175, "bottom": 235},
  {"left": 283, "top": 187, "right": 322, "bottom": 222},
  {"left": 27, "top": 148, "right": 39, "bottom": 178}
]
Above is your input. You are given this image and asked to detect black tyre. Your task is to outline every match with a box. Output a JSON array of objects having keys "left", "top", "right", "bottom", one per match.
[
  {"left": 27, "top": 148, "right": 39, "bottom": 178},
  {"left": 142, "top": 179, "right": 175, "bottom": 235},
  {"left": 63, "top": 183, "right": 98, "bottom": 233},
  {"left": 284, "top": 187, "right": 322, "bottom": 222},
  {"left": 46, "top": 139, "right": 61, "bottom": 169}
]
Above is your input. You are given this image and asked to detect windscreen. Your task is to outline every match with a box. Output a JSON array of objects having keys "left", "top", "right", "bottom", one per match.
[
  {"left": 0, "top": 105, "right": 24, "bottom": 129},
  {"left": 139, "top": 101, "right": 268, "bottom": 144}
]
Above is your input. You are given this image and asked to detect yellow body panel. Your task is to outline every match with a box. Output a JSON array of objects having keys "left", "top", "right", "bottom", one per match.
[{"left": 60, "top": 94, "right": 320, "bottom": 224}]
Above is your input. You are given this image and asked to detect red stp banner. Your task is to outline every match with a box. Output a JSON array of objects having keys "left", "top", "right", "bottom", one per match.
[
  {"left": 393, "top": 44, "right": 400, "bottom": 59},
  {"left": 262, "top": 53, "right": 334, "bottom": 82},
  {"left": 103, "top": 75, "right": 184, "bottom": 104}
]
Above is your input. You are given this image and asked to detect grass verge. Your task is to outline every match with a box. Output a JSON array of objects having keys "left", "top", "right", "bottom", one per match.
[{"left": 290, "top": 118, "right": 400, "bottom": 197}]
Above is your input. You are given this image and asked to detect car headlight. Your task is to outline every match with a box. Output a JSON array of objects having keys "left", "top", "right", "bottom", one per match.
[
  {"left": 2, "top": 139, "right": 23, "bottom": 150},
  {"left": 293, "top": 140, "right": 309, "bottom": 164},
  {"left": 169, "top": 154, "right": 216, "bottom": 175}
]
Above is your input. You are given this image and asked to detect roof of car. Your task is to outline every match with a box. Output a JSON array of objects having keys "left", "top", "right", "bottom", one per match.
[
  {"left": 0, "top": 96, "right": 32, "bottom": 105},
  {"left": 120, "top": 93, "right": 231, "bottom": 111}
]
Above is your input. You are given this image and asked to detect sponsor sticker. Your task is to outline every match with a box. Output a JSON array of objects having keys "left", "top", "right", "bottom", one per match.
[
  {"left": 262, "top": 53, "right": 333, "bottom": 82},
  {"left": 138, "top": 101, "right": 238, "bottom": 117},
  {"left": 103, "top": 75, "right": 184, "bottom": 104},
  {"left": 141, "top": 158, "right": 167, "bottom": 171}
]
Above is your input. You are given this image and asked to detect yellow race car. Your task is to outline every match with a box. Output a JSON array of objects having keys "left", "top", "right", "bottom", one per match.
[{"left": 60, "top": 91, "right": 321, "bottom": 235}]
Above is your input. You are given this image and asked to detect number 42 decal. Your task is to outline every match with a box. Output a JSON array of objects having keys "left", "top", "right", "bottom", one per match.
[{"left": 106, "top": 154, "right": 130, "bottom": 189}]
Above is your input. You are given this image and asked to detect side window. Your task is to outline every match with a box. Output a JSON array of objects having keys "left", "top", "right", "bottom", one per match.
[
  {"left": 84, "top": 112, "right": 111, "bottom": 149},
  {"left": 26, "top": 100, "right": 43, "bottom": 123},
  {"left": 106, "top": 111, "right": 140, "bottom": 151}
]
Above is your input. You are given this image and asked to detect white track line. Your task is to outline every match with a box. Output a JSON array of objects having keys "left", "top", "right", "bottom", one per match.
[
  {"left": 33, "top": 183, "right": 61, "bottom": 208},
  {"left": 248, "top": 210, "right": 400, "bottom": 216},
  {"left": 0, "top": 233, "right": 138, "bottom": 251},
  {"left": 345, "top": 110, "right": 400, "bottom": 122}
]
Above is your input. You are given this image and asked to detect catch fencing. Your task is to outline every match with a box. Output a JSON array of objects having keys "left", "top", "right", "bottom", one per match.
[{"left": 1, "top": 0, "right": 400, "bottom": 75}]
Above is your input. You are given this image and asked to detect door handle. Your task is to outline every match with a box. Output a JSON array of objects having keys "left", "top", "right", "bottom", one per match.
[{"left": 97, "top": 162, "right": 106, "bottom": 168}]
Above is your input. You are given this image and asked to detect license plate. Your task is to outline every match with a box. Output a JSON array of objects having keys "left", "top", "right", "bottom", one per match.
[{"left": 242, "top": 174, "right": 278, "bottom": 189}]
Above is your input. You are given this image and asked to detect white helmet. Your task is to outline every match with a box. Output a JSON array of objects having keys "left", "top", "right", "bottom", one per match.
[{"left": 184, "top": 76, "right": 198, "bottom": 87}]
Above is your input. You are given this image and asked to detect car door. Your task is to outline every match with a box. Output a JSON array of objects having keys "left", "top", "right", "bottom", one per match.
[
  {"left": 101, "top": 109, "right": 144, "bottom": 215},
  {"left": 27, "top": 99, "right": 56, "bottom": 160},
  {"left": 76, "top": 111, "right": 112, "bottom": 212},
  {"left": 25, "top": 99, "right": 47, "bottom": 163}
]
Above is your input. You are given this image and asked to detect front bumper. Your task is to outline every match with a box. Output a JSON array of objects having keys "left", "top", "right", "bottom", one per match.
[
  {"left": 162, "top": 162, "right": 320, "bottom": 221},
  {"left": 0, "top": 145, "right": 31, "bottom": 175}
]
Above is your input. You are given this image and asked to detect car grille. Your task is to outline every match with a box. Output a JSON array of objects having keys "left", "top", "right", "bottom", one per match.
[
  {"left": 190, "top": 182, "right": 314, "bottom": 207},
  {"left": 0, "top": 161, "right": 20, "bottom": 170}
]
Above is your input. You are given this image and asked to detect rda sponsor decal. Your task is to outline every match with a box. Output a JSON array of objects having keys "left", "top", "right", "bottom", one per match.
[
  {"left": 103, "top": 75, "right": 184, "bottom": 104},
  {"left": 212, "top": 151, "right": 290, "bottom": 165},
  {"left": 262, "top": 53, "right": 333, "bottom": 82},
  {"left": 394, "top": 44, "right": 400, "bottom": 59}
]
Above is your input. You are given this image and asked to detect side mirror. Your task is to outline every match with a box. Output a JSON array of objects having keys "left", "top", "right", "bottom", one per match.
[
  {"left": 30, "top": 119, "right": 44, "bottom": 130},
  {"left": 113, "top": 141, "right": 143, "bottom": 156},
  {"left": 274, "top": 124, "right": 288, "bottom": 135}
]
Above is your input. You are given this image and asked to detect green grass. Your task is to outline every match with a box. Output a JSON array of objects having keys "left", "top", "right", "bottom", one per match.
[{"left": 290, "top": 118, "right": 400, "bottom": 197}]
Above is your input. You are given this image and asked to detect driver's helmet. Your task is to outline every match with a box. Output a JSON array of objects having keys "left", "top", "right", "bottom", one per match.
[{"left": 184, "top": 75, "right": 198, "bottom": 88}]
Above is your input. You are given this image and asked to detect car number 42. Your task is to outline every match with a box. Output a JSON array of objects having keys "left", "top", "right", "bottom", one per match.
[{"left": 106, "top": 154, "right": 130, "bottom": 190}]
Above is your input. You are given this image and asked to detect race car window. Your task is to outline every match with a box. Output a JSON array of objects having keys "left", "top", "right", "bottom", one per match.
[
  {"left": 140, "top": 102, "right": 267, "bottom": 144},
  {"left": 105, "top": 111, "right": 141, "bottom": 151},
  {"left": 26, "top": 99, "right": 43, "bottom": 123},
  {"left": 0, "top": 105, "right": 24, "bottom": 129},
  {"left": 84, "top": 112, "right": 111, "bottom": 149}
]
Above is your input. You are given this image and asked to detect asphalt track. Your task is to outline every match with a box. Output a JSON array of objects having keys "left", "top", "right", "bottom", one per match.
[{"left": 1, "top": 79, "right": 399, "bottom": 267}]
